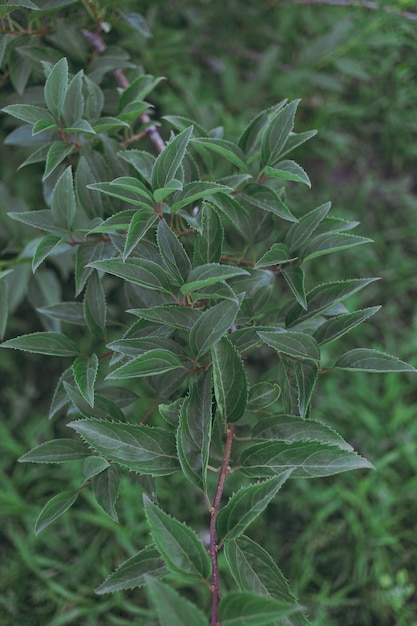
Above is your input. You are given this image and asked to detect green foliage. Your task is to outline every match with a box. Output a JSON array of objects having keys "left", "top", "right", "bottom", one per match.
[{"left": 1, "top": 2, "right": 416, "bottom": 625}]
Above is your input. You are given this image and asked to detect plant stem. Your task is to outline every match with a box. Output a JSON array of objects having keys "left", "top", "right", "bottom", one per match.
[
  {"left": 209, "top": 422, "right": 235, "bottom": 626},
  {"left": 82, "top": 29, "right": 165, "bottom": 154}
]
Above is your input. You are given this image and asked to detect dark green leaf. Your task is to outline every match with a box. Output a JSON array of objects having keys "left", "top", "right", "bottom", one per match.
[
  {"left": 44, "top": 57, "right": 68, "bottom": 119},
  {"left": 170, "top": 181, "right": 231, "bottom": 212},
  {"left": 301, "top": 232, "right": 373, "bottom": 262},
  {"left": 8, "top": 209, "right": 66, "bottom": 237},
  {"left": 261, "top": 100, "right": 300, "bottom": 166},
  {"left": 121, "top": 12, "right": 152, "bottom": 37},
  {"left": 37, "top": 302, "right": 85, "bottom": 325},
  {"left": 82, "top": 456, "right": 110, "bottom": 480},
  {"left": 181, "top": 263, "right": 249, "bottom": 295},
  {"left": 334, "top": 349, "right": 417, "bottom": 373},
  {"left": 127, "top": 305, "right": 200, "bottom": 330},
  {"left": 252, "top": 415, "right": 352, "bottom": 450},
  {"left": 117, "top": 149, "right": 155, "bottom": 183},
  {"left": 92, "top": 464, "right": 120, "bottom": 522},
  {"left": 286, "top": 278, "right": 380, "bottom": 328},
  {"left": 51, "top": 166, "right": 76, "bottom": 229},
  {"left": 285, "top": 202, "right": 332, "bottom": 251},
  {"left": 314, "top": 306, "right": 381, "bottom": 345},
  {"left": 87, "top": 210, "right": 136, "bottom": 235},
  {"left": 0, "top": 279, "right": 8, "bottom": 340},
  {"left": 157, "top": 219, "right": 191, "bottom": 283},
  {"left": 43, "top": 142, "right": 75, "bottom": 180},
  {"left": 193, "top": 203, "right": 223, "bottom": 265},
  {"left": 247, "top": 382, "right": 281, "bottom": 410},
  {"left": 1, "top": 331, "right": 79, "bottom": 356},
  {"left": 294, "top": 359, "right": 318, "bottom": 418},
  {"left": 177, "top": 371, "right": 212, "bottom": 491},
  {"left": 107, "top": 349, "right": 185, "bottom": 380},
  {"left": 35, "top": 490, "right": 78, "bottom": 535},
  {"left": 191, "top": 137, "right": 247, "bottom": 170},
  {"left": 143, "top": 494, "right": 211, "bottom": 583},
  {"left": 1, "top": 103, "right": 54, "bottom": 125},
  {"left": 95, "top": 546, "right": 167, "bottom": 594},
  {"left": 32, "top": 235, "right": 66, "bottom": 272},
  {"left": 151, "top": 126, "right": 193, "bottom": 190},
  {"left": 239, "top": 184, "right": 297, "bottom": 223},
  {"left": 240, "top": 440, "right": 373, "bottom": 479},
  {"left": 62, "top": 69, "right": 84, "bottom": 126},
  {"left": 75, "top": 241, "right": 104, "bottom": 296},
  {"left": 224, "top": 536, "right": 307, "bottom": 625},
  {"left": 281, "top": 265, "right": 307, "bottom": 310},
  {"left": 258, "top": 329, "right": 320, "bottom": 362},
  {"left": 211, "top": 337, "right": 248, "bottom": 425},
  {"left": 72, "top": 354, "right": 99, "bottom": 407},
  {"left": 89, "top": 258, "right": 172, "bottom": 294},
  {"left": 217, "top": 472, "right": 292, "bottom": 542},
  {"left": 88, "top": 177, "right": 153, "bottom": 209},
  {"left": 18, "top": 438, "right": 89, "bottom": 463},
  {"left": 219, "top": 591, "right": 300, "bottom": 626},
  {"left": 255, "top": 243, "right": 296, "bottom": 268},
  {"left": 147, "top": 580, "right": 208, "bottom": 626},
  {"left": 84, "top": 271, "right": 107, "bottom": 340},
  {"left": 163, "top": 114, "right": 207, "bottom": 137},
  {"left": 263, "top": 161, "right": 311, "bottom": 187},
  {"left": 68, "top": 419, "right": 179, "bottom": 476},
  {"left": 190, "top": 299, "right": 240, "bottom": 357},
  {"left": 123, "top": 211, "right": 158, "bottom": 260}
]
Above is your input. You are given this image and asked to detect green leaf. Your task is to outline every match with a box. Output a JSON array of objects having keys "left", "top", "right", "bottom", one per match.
[
  {"left": 281, "top": 264, "right": 307, "bottom": 310},
  {"left": 32, "top": 235, "right": 66, "bottom": 272},
  {"left": 314, "top": 306, "right": 381, "bottom": 345},
  {"left": 1, "top": 103, "right": 54, "bottom": 125},
  {"left": 193, "top": 203, "right": 223, "bottom": 265},
  {"left": 84, "top": 272, "right": 107, "bottom": 339},
  {"left": 43, "top": 142, "right": 75, "bottom": 180},
  {"left": 93, "top": 117, "right": 130, "bottom": 133},
  {"left": 127, "top": 305, "right": 200, "bottom": 330},
  {"left": 294, "top": 359, "right": 318, "bottom": 418},
  {"left": 151, "top": 126, "right": 193, "bottom": 190},
  {"left": 143, "top": 494, "right": 211, "bottom": 583},
  {"left": 35, "top": 490, "right": 79, "bottom": 535},
  {"left": 88, "top": 258, "right": 172, "bottom": 294},
  {"left": 286, "top": 278, "right": 380, "bottom": 328},
  {"left": 181, "top": 263, "right": 249, "bottom": 295},
  {"left": 252, "top": 415, "right": 352, "bottom": 451},
  {"left": 170, "top": 181, "right": 231, "bottom": 212},
  {"left": 75, "top": 241, "right": 104, "bottom": 296},
  {"left": 18, "top": 438, "right": 89, "bottom": 463},
  {"left": 218, "top": 591, "right": 300, "bottom": 626},
  {"left": 239, "top": 184, "right": 297, "bottom": 223},
  {"left": 224, "top": 536, "right": 307, "bottom": 625},
  {"left": 44, "top": 57, "right": 69, "bottom": 119},
  {"left": 157, "top": 219, "right": 191, "bottom": 284},
  {"left": 240, "top": 440, "right": 373, "bottom": 479},
  {"left": 1, "top": 332, "right": 79, "bottom": 356},
  {"left": 37, "top": 302, "right": 85, "bottom": 325},
  {"left": 121, "top": 12, "right": 152, "bottom": 37},
  {"left": 247, "top": 382, "right": 281, "bottom": 410},
  {"left": 190, "top": 137, "right": 247, "bottom": 170},
  {"left": 62, "top": 69, "right": 84, "bottom": 127},
  {"left": 261, "top": 99, "right": 300, "bottom": 167},
  {"left": 147, "top": 579, "right": 208, "bottom": 626},
  {"left": 107, "top": 349, "right": 185, "bottom": 380},
  {"left": 51, "top": 166, "right": 77, "bottom": 229},
  {"left": 88, "top": 177, "right": 153, "bottom": 209},
  {"left": 72, "top": 354, "right": 99, "bottom": 407},
  {"left": 95, "top": 546, "right": 167, "bottom": 594},
  {"left": 8, "top": 210, "right": 66, "bottom": 237},
  {"left": 255, "top": 243, "right": 296, "bottom": 268},
  {"left": 258, "top": 329, "right": 320, "bottom": 362},
  {"left": 263, "top": 161, "right": 311, "bottom": 187},
  {"left": 211, "top": 337, "right": 248, "bottom": 425},
  {"left": 87, "top": 210, "right": 136, "bottom": 235},
  {"left": 63, "top": 119, "right": 96, "bottom": 135},
  {"left": 301, "top": 232, "right": 373, "bottom": 262},
  {"left": 117, "top": 149, "right": 155, "bottom": 183},
  {"left": 92, "top": 464, "right": 120, "bottom": 522},
  {"left": 190, "top": 299, "right": 240, "bottom": 357},
  {"left": 238, "top": 101, "right": 287, "bottom": 154},
  {"left": 153, "top": 179, "right": 183, "bottom": 203},
  {"left": 334, "top": 349, "right": 417, "bottom": 373},
  {"left": 177, "top": 371, "right": 212, "bottom": 491},
  {"left": 163, "top": 114, "right": 208, "bottom": 137},
  {"left": 123, "top": 211, "right": 158, "bottom": 260},
  {"left": 68, "top": 419, "right": 179, "bottom": 476},
  {"left": 217, "top": 472, "right": 292, "bottom": 542},
  {"left": 83, "top": 456, "right": 110, "bottom": 480},
  {"left": 0, "top": 279, "right": 8, "bottom": 340},
  {"left": 285, "top": 202, "right": 332, "bottom": 252}
]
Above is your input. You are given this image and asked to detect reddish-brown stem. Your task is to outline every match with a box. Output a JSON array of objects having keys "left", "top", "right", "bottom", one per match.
[
  {"left": 140, "top": 399, "right": 159, "bottom": 424},
  {"left": 209, "top": 423, "right": 235, "bottom": 626},
  {"left": 82, "top": 29, "right": 165, "bottom": 154}
]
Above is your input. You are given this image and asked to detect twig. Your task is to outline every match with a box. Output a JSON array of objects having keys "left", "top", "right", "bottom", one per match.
[
  {"left": 292, "top": 0, "right": 417, "bottom": 21},
  {"left": 82, "top": 29, "right": 165, "bottom": 154},
  {"left": 209, "top": 423, "right": 235, "bottom": 626}
]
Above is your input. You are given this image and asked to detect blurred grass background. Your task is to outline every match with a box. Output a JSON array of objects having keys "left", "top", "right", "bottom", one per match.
[{"left": 1, "top": 1, "right": 417, "bottom": 624}]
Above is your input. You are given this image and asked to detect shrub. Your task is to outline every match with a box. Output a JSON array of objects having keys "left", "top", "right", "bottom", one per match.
[{"left": 1, "top": 3, "right": 415, "bottom": 624}]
